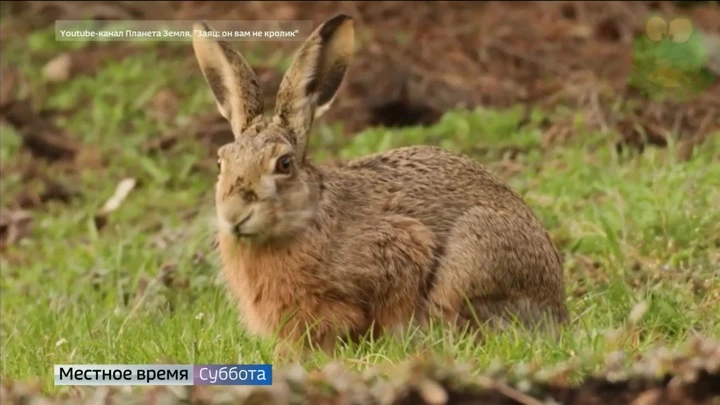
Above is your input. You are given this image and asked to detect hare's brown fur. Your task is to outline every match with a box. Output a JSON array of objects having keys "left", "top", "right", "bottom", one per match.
[{"left": 192, "top": 15, "right": 568, "bottom": 352}]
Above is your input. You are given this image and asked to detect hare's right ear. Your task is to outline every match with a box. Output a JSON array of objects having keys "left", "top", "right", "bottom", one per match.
[
  {"left": 274, "top": 14, "right": 355, "bottom": 162},
  {"left": 192, "top": 22, "right": 264, "bottom": 138}
]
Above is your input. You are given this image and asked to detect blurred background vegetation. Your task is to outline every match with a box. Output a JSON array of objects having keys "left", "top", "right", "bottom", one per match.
[{"left": 0, "top": 1, "right": 719, "bottom": 402}]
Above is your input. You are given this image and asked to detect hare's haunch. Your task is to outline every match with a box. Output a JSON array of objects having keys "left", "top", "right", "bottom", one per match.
[{"left": 192, "top": 14, "right": 568, "bottom": 352}]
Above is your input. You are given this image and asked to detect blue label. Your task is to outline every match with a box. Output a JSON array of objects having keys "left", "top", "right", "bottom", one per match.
[{"left": 192, "top": 364, "right": 272, "bottom": 386}]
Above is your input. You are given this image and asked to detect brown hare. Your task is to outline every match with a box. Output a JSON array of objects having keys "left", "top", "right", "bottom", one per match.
[{"left": 191, "top": 14, "right": 569, "bottom": 353}]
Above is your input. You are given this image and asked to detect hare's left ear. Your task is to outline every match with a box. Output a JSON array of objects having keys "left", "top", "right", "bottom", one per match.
[
  {"left": 274, "top": 14, "right": 355, "bottom": 162},
  {"left": 192, "top": 21, "right": 264, "bottom": 139}
]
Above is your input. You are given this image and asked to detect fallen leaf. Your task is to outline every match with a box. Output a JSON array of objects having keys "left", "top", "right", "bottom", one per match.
[
  {"left": 0, "top": 209, "right": 33, "bottom": 248},
  {"left": 417, "top": 378, "right": 448, "bottom": 405},
  {"left": 629, "top": 300, "right": 650, "bottom": 325},
  {"left": 42, "top": 53, "right": 72, "bottom": 83},
  {"left": 94, "top": 178, "right": 137, "bottom": 230}
]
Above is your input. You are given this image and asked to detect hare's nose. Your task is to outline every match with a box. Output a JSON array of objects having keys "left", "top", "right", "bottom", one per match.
[{"left": 232, "top": 212, "right": 254, "bottom": 237}]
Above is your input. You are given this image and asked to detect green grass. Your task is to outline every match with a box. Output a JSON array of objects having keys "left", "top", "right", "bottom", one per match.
[{"left": 1, "top": 27, "right": 719, "bottom": 394}]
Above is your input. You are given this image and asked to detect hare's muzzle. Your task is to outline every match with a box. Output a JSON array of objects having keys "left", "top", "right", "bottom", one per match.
[{"left": 231, "top": 211, "right": 254, "bottom": 238}]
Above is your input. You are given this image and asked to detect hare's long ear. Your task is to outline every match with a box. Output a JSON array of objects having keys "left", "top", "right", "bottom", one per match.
[
  {"left": 274, "top": 14, "right": 355, "bottom": 161},
  {"left": 192, "top": 22, "right": 264, "bottom": 138}
]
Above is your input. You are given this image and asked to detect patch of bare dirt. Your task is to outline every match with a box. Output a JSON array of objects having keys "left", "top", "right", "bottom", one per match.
[
  {"left": 4, "top": 1, "right": 718, "bottom": 153},
  {"left": 1, "top": 99, "right": 83, "bottom": 161},
  {"left": 0, "top": 68, "right": 99, "bottom": 213}
]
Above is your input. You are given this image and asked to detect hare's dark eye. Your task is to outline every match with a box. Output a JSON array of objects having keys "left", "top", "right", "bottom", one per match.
[
  {"left": 275, "top": 154, "right": 292, "bottom": 175},
  {"left": 217, "top": 159, "right": 221, "bottom": 171}
]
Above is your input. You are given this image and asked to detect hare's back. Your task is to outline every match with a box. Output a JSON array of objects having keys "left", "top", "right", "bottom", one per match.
[{"left": 333, "top": 145, "right": 538, "bottom": 231}]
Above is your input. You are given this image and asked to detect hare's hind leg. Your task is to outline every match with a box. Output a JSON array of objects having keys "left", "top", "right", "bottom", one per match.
[
  {"left": 457, "top": 296, "right": 564, "bottom": 335},
  {"left": 425, "top": 205, "right": 568, "bottom": 333}
]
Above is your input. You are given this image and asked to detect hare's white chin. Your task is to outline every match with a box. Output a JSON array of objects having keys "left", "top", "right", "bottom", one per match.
[{"left": 215, "top": 216, "right": 235, "bottom": 235}]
